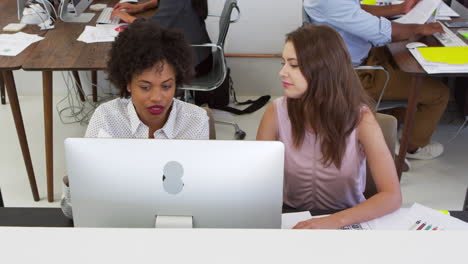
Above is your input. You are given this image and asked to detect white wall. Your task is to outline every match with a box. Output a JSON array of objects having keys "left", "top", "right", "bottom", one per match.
[{"left": 11, "top": 0, "right": 302, "bottom": 97}]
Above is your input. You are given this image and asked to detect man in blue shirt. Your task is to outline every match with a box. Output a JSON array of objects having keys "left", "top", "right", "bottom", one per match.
[{"left": 304, "top": 0, "right": 449, "bottom": 161}]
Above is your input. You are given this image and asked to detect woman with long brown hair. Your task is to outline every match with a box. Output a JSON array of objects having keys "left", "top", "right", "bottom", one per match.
[{"left": 257, "top": 24, "right": 401, "bottom": 229}]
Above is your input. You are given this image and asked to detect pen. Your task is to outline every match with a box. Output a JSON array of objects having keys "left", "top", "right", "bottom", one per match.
[
  {"left": 416, "top": 222, "right": 427, "bottom": 230},
  {"left": 432, "top": 227, "right": 438, "bottom": 231},
  {"left": 408, "top": 220, "right": 421, "bottom": 230},
  {"left": 424, "top": 224, "right": 433, "bottom": 230}
]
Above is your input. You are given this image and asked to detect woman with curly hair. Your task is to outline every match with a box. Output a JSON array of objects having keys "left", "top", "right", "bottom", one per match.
[
  {"left": 256, "top": 24, "right": 401, "bottom": 229},
  {"left": 61, "top": 20, "right": 209, "bottom": 218},
  {"left": 112, "top": 0, "right": 212, "bottom": 76},
  {"left": 85, "top": 19, "right": 209, "bottom": 139}
]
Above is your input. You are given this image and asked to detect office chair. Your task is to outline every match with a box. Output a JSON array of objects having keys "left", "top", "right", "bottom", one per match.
[
  {"left": 463, "top": 187, "right": 468, "bottom": 211},
  {"left": 0, "top": 73, "right": 5, "bottom": 105},
  {"left": 355, "top": 66, "right": 407, "bottom": 112},
  {"left": 364, "top": 113, "right": 398, "bottom": 199},
  {"left": 180, "top": 0, "right": 245, "bottom": 140},
  {"left": 0, "top": 188, "right": 4, "bottom": 207},
  {"left": 202, "top": 107, "right": 216, "bottom": 139}
]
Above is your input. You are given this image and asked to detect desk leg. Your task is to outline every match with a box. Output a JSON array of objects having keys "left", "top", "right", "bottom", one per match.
[
  {"left": 396, "top": 76, "right": 422, "bottom": 179},
  {"left": 43, "top": 71, "right": 54, "bottom": 202},
  {"left": 91, "top": 71, "right": 97, "bottom": 102},
  {"left": 0, "top": 73, "right": 5, "bottom": 105},
  {"left": 71, "top": 71, "right": 86, "bottom": 102},
  {"left": 3, "top": 71, "right": 40, "bottom": 201}
]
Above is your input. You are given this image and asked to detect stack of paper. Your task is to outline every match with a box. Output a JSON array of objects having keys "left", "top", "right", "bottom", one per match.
[
  {"left": 395, "top": 0, "right": 442, "bottom": 24},
  {"left": 409, "top": 46, "right": 468, "bottom": 74},
  {"left": 281, "top": 203, "right": 468, "bottom": 230},
  {"left": 436, "top": 1, "right": 460, "bottom": 20},
  {"left": 77, "top": 24, "right": 125, "bottom": 43},
  {"left": 0, "top": 32, "right": 44, "bottom": 56}
]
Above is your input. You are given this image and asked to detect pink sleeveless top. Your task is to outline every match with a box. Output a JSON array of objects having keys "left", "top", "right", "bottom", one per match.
[{"left": 275, "top": 97, "right": 367, "bottom": 211}]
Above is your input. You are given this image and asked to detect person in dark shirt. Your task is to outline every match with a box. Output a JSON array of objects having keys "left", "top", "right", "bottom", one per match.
[{"left": 112, "top": 0, "right": 212, "bottom": 76}]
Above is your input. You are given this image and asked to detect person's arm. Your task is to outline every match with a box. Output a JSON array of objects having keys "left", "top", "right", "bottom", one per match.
[
  {"left": 294, "top": 110, "right": 401, "bottom": 229},
  {"left": 391, "top": 22, "right": 444, "bottom": 41},
  {"left": 111, "top": 10, "right": 137, "bottom": 23},
  {"left": 112, "top": 0, "right": 159, "bottom": 23},
  {"left": 361, "top": 0, "right": 420, "bottom": 17},
  {"left": 304, "top": 0, "right": 392, "bottom": 47},
  {"left": 113, "top": 0, "right": 158, "bottom": 14},
  {"left": 256, "top": 103, "right": 278, "bottom": 141}
]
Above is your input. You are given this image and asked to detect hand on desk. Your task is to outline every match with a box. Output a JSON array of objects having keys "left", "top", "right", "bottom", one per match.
[
  {"left": 293, "top": 216, "right": 342, "bottom": 229},
  {"left": 113, "top": 2, "right": 143, "bottom": 14},
  {"left": 416, "top": 22, "right": 444, "bottom": 36},
  {"left": 111, "top": 9, "right": 136, "bottom": 24}
]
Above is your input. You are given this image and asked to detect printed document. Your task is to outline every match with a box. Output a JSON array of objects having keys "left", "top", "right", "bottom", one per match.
[
  {"left": 394, "top": 0, "right": 442, "bottom": 24},
  {"left": 77, "top": 25, "right": 123, "bottom": 43},
  {"left": 0, "top": 32, "right": 44, "bottom": 56}
]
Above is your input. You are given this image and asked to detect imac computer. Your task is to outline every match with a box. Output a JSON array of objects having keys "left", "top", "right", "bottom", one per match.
[
  {"left": 17, "top": 0, "right": 27, "bottom": 21},
  {"left": 18, "top": 0, "right": 52, "bottom": 24},
  {"left": 59, "top": 0, "right": 95, "bottom": 23},
  {"left": 65, "top": 139, "right": 284, "bottom": 229}
]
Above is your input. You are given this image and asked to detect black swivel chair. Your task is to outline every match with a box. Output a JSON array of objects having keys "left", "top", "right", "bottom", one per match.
[
  {"left": 181, "top": 0, "right": 245, "bottom": 139},
  {"left": 0, "top": 188, "right": 4, "bottom": 208}
]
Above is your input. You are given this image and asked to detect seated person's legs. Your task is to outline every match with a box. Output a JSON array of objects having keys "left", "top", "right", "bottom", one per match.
[{"left": 358, "top": 47, "right": 449, "bottom": 159}]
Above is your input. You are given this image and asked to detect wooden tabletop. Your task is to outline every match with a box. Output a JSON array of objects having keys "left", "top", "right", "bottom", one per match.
[
  {"left": 387, "top": 21, "right": 468, "bottom": 77},
  {"left": 0, "top": 0, "right": 46, "bottom": 70},
  {"left": 22, "top": 0, "right": 120, "bottom": 71}
]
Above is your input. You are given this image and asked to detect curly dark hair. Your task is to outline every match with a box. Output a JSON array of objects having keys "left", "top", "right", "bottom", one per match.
[{"left": 107, "top": 19, "right": 194, "bottom": 98}]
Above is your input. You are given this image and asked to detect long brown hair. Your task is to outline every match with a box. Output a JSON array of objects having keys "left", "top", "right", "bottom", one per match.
[{"left": 285, "top": 24, "right": 373, "bottom": 169}]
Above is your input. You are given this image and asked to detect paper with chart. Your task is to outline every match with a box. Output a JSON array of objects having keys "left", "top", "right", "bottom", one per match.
[
  {"left": 406, "top": 203, "right": 468, "bottom": 230},
  {"left": 77, "top": 25, "right": 125, "bottom": 43},
  {"left": 0, "top": 32, "right": 44, "bottom": 56},
  {"left": 394, "top": 0, "right": 442, "bottom": 24}
]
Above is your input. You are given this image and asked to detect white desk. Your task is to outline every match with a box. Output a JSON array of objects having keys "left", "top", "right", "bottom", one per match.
[{"left": 0, "top": 227, "right": 466, "bottom": 263}]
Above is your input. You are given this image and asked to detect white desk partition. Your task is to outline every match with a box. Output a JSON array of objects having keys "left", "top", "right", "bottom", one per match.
[{"left": 0, "top": 227, "right": 466, "bottom": 263}]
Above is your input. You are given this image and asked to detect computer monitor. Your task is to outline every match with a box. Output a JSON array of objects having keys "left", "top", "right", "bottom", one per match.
[
  {"left": 451, "top": 0, "right": 468, "bottom": 18},
  {"left": 17, "top": 0, "right": 27, "bottom": 21},
  {"left": 65, "top": 138, "right": 284, "bottom": 228},
  {"left": 59, "top": 0, "right": 94, "bottom": 23}
]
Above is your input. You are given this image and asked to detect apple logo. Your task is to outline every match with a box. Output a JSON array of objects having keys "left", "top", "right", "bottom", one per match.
[{"left": 162, "top": 161, "right": 184, "bottom": 194}]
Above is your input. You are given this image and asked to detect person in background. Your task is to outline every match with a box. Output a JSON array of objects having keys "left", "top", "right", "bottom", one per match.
[
  {"left": 256, "top": 24, "right": 401, "bottom": 229},
  {"left": 304, "top": 0, "right": 449, "bottom": 163},
  {"left": 61, "top": 19, "right": 209, "bottom": 218},
  {"left": 112, "top": 0, "right": 212, "bottom": 77}
]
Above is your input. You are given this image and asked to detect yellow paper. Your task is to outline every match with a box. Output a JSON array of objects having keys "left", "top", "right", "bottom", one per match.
[
  {"left": 418, "top": 47, "right": 468, "bottom": 65},
  {"left": 436, "top": 210, "right": 450, "bottom": 215},
  {"left": 362, "top": 0, "right": 377, "bottom": 5}
]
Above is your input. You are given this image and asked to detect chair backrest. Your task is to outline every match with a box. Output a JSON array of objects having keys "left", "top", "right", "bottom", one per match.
[
  {"left": 202, "top": 107, "right": 216, "bottom": 139},
  {"left": 0, "top": 188, "right": 4, "bottom": 207},
  {"left": 217, "top": 0, "right": 240, "bottom": 48},
  {"left": 364, "top": 113, "right": 397, "bottom": 199}
]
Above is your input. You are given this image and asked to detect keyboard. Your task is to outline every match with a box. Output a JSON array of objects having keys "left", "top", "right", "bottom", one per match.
[
  {"left": 96, "top": 7, "right": 120, "bottom": 25},
  {"left": 433, "top": 22, "right": 467, "bottom": 47}
]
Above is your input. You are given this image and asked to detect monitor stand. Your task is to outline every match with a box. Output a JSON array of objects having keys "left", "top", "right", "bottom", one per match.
[
  {"left": 60, "top": 0, "right": 95, "bottom": 23},
  {"left": 154, "top": 215, "right": 193, "bottom": 228}
]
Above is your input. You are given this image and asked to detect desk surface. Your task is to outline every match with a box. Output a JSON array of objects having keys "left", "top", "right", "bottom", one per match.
[
  {"left": 22, "top": 0, "right": 120, "bottom": 71},
  {"left": 1, "top": 207, "right": 466, "bottom": 228},
  {"left": 0, "top": 1, "right": 46, "bottom": 70},
  {"left": 386, "top": 21, "right": 468, "bottom": 77},
  {"left": 0, "top": 227, "right": 467, "bottom": 263}
]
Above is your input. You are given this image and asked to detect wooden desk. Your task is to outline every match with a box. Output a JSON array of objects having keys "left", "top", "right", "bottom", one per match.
[
  {"left": 0, "top": 207, "right": 465, "bottom": 227},
  {"left": 0, "top": 226, "right": 467, "bottom": 263},
  {"left": 22, "top": 0, "right": 119, "bottom": 202},
  {"left": 0, "top": 0, "right": 45, "bottom": 201},
  {"left": 386, "top": 24, "right": 468, "bottom": 177}
]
